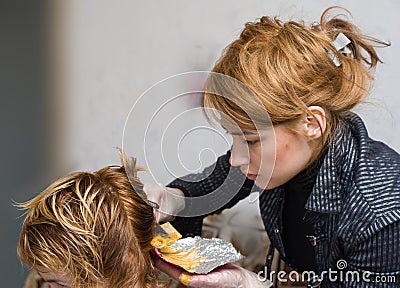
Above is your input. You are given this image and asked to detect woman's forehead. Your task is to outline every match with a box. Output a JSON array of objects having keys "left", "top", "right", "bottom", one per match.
[
  {"left": 37, "top": 269, "right": 70, "bottom": 282},
  {"left": 220, "top": 116, "right": 254, "bottom": 132},
  {"left": 220, "top": 116, "right": 274, "bottom": 136}
]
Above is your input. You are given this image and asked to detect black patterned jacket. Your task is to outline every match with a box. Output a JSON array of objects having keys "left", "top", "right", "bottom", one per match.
[{"left": 169, "top": 113, "right": 400, "bottom": 287}]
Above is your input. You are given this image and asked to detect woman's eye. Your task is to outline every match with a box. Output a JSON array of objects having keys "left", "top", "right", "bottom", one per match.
[{"left": 243, "top": 139, "right": 258, "bottom": 145}]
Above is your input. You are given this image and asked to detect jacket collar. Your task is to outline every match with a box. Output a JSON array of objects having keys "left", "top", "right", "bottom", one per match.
[{"left": 304, "top": 113, "right": 364, "bottom": 214}]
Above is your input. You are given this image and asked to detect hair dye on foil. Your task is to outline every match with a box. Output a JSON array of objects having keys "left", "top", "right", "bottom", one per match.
[{"left": 154, "top": 236, "right": 244, "bottom": 274}]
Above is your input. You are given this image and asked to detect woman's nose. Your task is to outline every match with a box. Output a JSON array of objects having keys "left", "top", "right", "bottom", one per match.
[{"left": 229, "top": 142, "right": 249, "bottom": 167}]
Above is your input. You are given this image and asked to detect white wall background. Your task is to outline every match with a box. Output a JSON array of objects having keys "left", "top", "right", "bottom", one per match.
[{"left": 56, "top": 0, "right": 400, "bottom": 195}]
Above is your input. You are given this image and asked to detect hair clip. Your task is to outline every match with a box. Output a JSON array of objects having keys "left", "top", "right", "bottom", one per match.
[
  {"left": 328, "top": 32, "right": 351, "bottom": 67},
  {"left": 146, "top": 200, "right": 160, "bottom": 209},
  {"left": 108, "top": 165, "right": 121, "bottom": 169}
]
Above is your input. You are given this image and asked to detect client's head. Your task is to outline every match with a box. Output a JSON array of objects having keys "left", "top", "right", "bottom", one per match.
[{"left": 17, "top": 150, "right": 160, "bottom": 288}]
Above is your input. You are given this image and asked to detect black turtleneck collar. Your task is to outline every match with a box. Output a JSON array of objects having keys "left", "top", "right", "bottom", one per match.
[{"left": 281, "top": 156, "right": 324, "bottom": 272}]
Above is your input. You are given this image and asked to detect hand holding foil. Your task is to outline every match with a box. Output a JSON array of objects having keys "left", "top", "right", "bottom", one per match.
[
  {"left": 152, "top": 223, "right": 244, "bottom": 273},
  {"left": 151, "top": 222, "right": 272, "bottom": 287},
  {"left": 153, "top": 256, "right": 272, "bottom": 288}
]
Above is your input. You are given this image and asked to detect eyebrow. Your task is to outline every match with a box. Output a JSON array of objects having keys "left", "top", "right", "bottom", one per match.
[
  {"left": 221, "top": 126, "right": 258, "bottom": 136},
  {"left": 38, "top": 273, "right": 69, "bottom": 286},
  {"left": 43, "top": 279, "right": 68, "bottom": 285}
]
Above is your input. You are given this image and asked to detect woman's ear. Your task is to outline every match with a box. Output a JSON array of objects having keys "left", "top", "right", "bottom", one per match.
[{"left": 304, "top": 106, "right": 327, "bottom": 140}]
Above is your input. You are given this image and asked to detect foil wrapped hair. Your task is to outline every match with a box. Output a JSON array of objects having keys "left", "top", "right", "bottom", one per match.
[{"left": 328, "top": 32, "right": 352, "bottom": 67}]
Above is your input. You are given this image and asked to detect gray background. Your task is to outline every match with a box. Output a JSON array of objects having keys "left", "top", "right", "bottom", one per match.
[
  {"left": 1, "top": 1, "right": 51, "bottom": 286},
  {"left": 1, "top": 1, "right": 399, "bottom": 286}
]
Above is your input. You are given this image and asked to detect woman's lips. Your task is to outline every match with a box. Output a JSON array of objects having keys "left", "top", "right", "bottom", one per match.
[{"left": 246, "top": 173, "right": 258, "bottom": 181}]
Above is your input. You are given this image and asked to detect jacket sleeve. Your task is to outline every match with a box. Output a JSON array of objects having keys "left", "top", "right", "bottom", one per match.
[
  {"left": 331, "top": 220, "right": 400, "bottom": 288},
  {"left": 168, "top": 151, "right": 256, "bottom": 236}
]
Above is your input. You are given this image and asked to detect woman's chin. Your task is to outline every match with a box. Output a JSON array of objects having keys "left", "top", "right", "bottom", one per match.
[
  {"left": 255, "top": 176, "right": 282, "bottom": 190},
  {"left": 254, "top": 178, "right": 269, "bottom": 190}
]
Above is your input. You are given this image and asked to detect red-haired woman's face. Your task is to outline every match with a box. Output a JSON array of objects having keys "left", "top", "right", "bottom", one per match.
[{"left": 225, "top": 121, "right": 313, "bottom": 190}]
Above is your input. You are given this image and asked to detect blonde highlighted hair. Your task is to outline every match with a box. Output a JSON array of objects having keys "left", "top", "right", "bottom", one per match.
[
  {"left": 203, "top": 6, "right": 389, "bottom": 158},
  {"left": 17, "top": 149, "right": 163, "bottom": 288}
]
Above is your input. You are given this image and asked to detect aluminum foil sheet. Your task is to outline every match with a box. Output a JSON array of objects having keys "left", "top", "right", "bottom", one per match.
[{"left": 161, "top": 236, "right": 244, "bottom": 274}]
